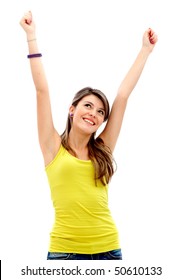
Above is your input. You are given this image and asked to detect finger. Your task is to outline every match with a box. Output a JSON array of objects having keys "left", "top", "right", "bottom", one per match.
[
  {"left": 148, "top": 28, "right": 156, "bottom": 44},
  {"left": 25, "top": 18, "right": 32, "bottom": 25},
  {"left": 148, "top": 28, "right": 154, "bottom": 36},
  {"left": 150, "top": 36, "right": 157, "bottom": 45},
  {"left": 24, "top": 11, "right": 32, "bottom": 25}
]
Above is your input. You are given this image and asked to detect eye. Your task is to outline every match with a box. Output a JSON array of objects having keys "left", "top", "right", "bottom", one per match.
[
  {"left": 98, "top": 110, "right": 104, "bottom": 116},
  {"left": 84, "top": 103, "right": 91, "bottom": 108}
]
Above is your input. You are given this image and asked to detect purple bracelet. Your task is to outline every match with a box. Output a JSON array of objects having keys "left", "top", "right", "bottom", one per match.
[{"left": 27, "top": 53, "right": 42, "bottom": 59}]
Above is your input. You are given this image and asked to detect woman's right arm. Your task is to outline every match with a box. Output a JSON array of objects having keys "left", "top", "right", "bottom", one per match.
[{"left": 20, "top": 11, "right": 61, "bottom": 165}]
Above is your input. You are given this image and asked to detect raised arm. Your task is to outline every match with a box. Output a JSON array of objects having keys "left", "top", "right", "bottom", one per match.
[
  {"left": 99, "top": 28, "right": 158, "bottom": 152},
  {"left": 20, "top": 11, "right": 61, "bottom": 165}
]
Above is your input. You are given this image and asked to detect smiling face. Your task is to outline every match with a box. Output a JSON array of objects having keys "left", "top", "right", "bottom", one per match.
[{"left": 69, "top": 94, "right": 105, "bottom": 135}]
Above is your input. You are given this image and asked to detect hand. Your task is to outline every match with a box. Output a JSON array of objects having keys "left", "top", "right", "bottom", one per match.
[
  {"left": 142, "top": 28, "right": 158, "bottom": 52},
  {"left": 19, "top": 11, "right": 36, "bottom": 36}
]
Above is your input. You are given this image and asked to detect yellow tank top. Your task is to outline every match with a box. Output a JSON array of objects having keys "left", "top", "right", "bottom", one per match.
[{"left": 45, "top": 145, "right": 120, "bottom": 254}]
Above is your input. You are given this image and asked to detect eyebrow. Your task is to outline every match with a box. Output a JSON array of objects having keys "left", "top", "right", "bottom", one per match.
[{"left": 83, "top": 101, "right": 105, "bottom": 111}]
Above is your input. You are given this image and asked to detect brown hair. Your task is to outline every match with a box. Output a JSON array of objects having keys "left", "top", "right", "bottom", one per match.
[{"left": 61, "top": 87, "right": 115, "bottom": 185}]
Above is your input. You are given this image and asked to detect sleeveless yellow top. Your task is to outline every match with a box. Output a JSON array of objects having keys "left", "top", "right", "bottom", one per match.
[{"left": 45, "top": 145, "right": 120, "bottom": 254}]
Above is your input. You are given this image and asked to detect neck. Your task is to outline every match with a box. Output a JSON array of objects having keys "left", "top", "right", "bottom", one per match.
[{"left": 68, "top": 128, "right": 92, "bottom": 150}]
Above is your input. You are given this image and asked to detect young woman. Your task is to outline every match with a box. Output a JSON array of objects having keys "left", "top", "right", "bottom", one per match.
[{"left": 20, "top": 11, "right": 158, "bottom": 260}]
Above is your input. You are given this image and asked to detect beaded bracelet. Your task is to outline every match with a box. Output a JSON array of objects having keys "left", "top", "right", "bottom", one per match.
[
  {"left": 27, "top": 38, "right": 36, "bottom": 42},
  {"left": 27, "top": 53, "right": 42, "bottom": 59}
]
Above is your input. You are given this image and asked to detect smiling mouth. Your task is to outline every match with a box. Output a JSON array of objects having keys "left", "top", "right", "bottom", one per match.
[{"left": 83, "top": 118, "right": 95, "bottom": 125}]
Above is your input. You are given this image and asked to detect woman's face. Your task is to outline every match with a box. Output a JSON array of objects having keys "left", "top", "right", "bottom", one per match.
[{"left": 70, "top": 94, "right": 105, "bottom": 135}]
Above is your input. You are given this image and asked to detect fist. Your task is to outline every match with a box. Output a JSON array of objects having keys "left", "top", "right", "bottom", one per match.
[
  {"left": 148, "top": 28, "right": 157, "bottom": 45},
  {"left": 20, "top": 11, "right": 35, "bottom": 34}
]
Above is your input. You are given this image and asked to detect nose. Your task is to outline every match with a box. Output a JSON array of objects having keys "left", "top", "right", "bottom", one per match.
[{"left": 88, "top": 109, "right": 96, "bottom": 117}]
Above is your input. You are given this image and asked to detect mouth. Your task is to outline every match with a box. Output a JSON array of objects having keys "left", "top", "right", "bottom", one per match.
[{"left": 83, "top": 118, "right": 95, "bottom": 126}]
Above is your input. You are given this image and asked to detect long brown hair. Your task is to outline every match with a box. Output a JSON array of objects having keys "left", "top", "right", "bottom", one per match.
[{"left": 61, "top": 87, "right": 115, "bottom": 185}]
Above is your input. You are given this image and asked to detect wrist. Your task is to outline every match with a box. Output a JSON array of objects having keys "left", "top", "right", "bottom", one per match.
[
  {"left": 26, "top": 33, "right": 36, "bottom": 42},
  {"left": 27, "top": 38, "right": 36, "bottom": 43},
  {"left": 140, "top": 46, "right": 152, "bottom": 57}
]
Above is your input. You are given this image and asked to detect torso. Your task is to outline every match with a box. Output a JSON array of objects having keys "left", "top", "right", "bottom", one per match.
[{"left": 45, "top": 145, "right": 120, "bottom": 254}]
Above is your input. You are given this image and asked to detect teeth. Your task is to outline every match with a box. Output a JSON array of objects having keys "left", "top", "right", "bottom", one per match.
[{"left": 84, "top": 119, "right": 94, "bottom": 125}]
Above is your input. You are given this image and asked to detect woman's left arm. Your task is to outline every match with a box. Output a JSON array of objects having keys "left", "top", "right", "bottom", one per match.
[{"left": 99, "top": 28, "right": 158, "bottom": 152}]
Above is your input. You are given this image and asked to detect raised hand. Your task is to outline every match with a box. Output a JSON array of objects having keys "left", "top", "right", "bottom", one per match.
[
  {"left": 19, "top": 11, "right": 36, "bottom": 36},
  {"left": 143, "top": 28, "right": 158, "bottom": 52}
]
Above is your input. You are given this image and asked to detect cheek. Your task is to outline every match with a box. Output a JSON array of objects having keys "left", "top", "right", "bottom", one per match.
[
  {"left": 74, "top": 107, "right": 86, "bottom": 117},
  {"left": 99, "top": 115, "right": 105, "bottom": 122},
  {"left": 97, "top": 118, "right": 104, "bottom": 127},
  {"left": 73, "top": 108, "right": 82, "bottom": 118}
]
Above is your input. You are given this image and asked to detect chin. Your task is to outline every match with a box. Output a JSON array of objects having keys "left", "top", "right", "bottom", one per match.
[{"left": 83, "top": 128, "right": 97, "bottom": 137}]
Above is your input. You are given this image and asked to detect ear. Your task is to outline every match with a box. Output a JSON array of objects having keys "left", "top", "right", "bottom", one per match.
[{"left": 69, "top": 105, "right": 75, "bottom": 115}]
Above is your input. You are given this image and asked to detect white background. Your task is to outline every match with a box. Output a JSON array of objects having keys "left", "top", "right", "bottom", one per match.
[{"left": 0, "top": 0, "right": 181, "bottom": 278}]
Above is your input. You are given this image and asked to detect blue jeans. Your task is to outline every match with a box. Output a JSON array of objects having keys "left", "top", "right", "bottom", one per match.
[{"left": 47, "top": 249, "right": 122, "bottom": 260}]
